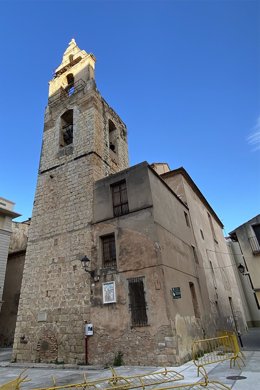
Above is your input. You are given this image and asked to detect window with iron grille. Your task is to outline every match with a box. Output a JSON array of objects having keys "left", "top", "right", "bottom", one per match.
[
  {"left": 111, "top": 180, "right": 129, "bottom": 217},
  {"left": 128, "top": 277, "right": 148, "bottom": 326},
  {"left": 102, "top": 234, "right": 116, "bottom": 268},
  {"left": 250, "top": 224, "right": 260, "bottom": 254}
]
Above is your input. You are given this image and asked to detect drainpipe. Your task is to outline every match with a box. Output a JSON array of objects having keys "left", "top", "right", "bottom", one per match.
[{"left": 85, "top": 335, "right": 88, "bottom": 365}]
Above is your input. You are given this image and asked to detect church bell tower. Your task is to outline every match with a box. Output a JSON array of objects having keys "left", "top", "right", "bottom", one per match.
[{"left": 13, "top": 39, "right": 129, "bottom": 363}]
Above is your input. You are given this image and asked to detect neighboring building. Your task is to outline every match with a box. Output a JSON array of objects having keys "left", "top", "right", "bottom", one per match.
[
  {"left": 0, "top": 220, "right": 30, "bottom": 346},
  {"left": 13, "top": 40, "right": 246, "bottom": 365},
  {"left": 0, "top": 197, "right": 20, "bottom": 312},
  {"left": 159, "top": 167, "right": 247, "bottom": 335},
  {"left": 228, "top": 215, "right": 260, "bottom": 327}
]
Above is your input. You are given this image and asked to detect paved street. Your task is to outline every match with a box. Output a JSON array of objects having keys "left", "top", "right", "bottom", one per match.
[
  {"left": 0, "top": 348, "right": 12, "bottom": 362},
  {"left": 241, "top": 327, "right": 260, "bottom": 350},
  {"left": 0, "top": 329, "right": 260, "bottom": 390}
]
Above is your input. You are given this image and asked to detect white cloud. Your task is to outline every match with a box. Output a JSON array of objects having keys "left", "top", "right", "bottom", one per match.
[{"left": 248, "top": 116, "right": 260, "bottom": 151}]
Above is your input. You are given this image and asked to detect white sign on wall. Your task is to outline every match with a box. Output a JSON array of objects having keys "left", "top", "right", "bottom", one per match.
[
  {"left": 102, "top": 281, "right": 116, "bottom": 304},
  {"left": 85, "top": 323, "right": 94, "bottom": 336}
]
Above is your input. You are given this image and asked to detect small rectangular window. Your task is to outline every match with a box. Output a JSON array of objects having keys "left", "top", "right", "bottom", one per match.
[
  {"left": 111, "top": 180, "right": 129, "bottom": 217},
  {"left": 184, "top": 211, "right": 190, "bottom": 227},
  {"left": 128, "top": 277, "right": 148, "bottom": 326},
  {"left": 101, "top": 234, "right": 116, "bottom": 268},
  {"left": 208, "top": 212, "right": 218, "bottom": 244},
  {"left": 191, "top": 245, "right": 199, "bottom": 264},
  {"left": 209, "top": 260, "right": 217, "bottom": 289},
  {"left": 215, "top": 301, "right": 220, "bottom": 316},
  {"left": 189, "top": 282, "right": 200, "bottom": 318}
]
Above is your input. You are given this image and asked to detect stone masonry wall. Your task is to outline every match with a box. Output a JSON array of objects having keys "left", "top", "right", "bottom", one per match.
[
  {"left": 13, "top": 52, "right": 129, "bottom": 363},
  {"left": 88, "top": 325, "right": 176, "bottom": 366}
]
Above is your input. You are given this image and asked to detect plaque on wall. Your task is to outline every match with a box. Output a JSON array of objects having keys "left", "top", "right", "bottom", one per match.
[{"left": 102, "top": 281, "right": 116, "bottom": 304}]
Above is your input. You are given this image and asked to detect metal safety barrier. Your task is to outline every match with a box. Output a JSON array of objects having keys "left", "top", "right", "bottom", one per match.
[
  {"left": 192, "top": 333, "right": 245, "bottom": 380},
  {"left": 121, "top": 381, "right": 231, "bottom": 390},
  {"left": 0, "top": 367, "right": 232, "bottom": 390},
  {"left": 32, "top": 367, "right": 184, "bottom": 390},
  {"left": 31, "top": 367, "right": 232, "bottom": 390},
  {"left": 0, "top": 370, "right": 29, "bottom": 390},
  {"left": 216, "top": 331, "right": 246, "bottom": 360}
]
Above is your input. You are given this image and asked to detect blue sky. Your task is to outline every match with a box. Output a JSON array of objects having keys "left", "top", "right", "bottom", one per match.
[{"left": 0, "top": 0, "right": 259, "bottom": 234}]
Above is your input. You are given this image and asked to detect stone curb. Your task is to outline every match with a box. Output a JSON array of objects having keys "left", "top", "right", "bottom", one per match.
[
  {"left": 0, "top": 363, "right": 160, "bottom": 370},
  {"left": 0, "top": 362, "right": 104, "bottom": 370}
]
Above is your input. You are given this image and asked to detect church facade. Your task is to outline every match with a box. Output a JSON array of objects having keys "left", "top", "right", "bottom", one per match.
[{"left": 13, "top": 40, "right": 246, "bottom": 365}]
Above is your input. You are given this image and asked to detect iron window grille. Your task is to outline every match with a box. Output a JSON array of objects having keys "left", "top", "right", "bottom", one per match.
[
  {"left": 102, "top": 234, "right": 116, "bottom": 268},
  {"left": 249, "top": 224, "right": 260, "bottom": 255},
  {"left": 111, "top": 180, "right": 129, "bottom": 217},
  {"left": 128, "top": 277, "right": 148, "bottom": 326},
  {"left": 249, "top": 236, "right": 260, "bottom": 255}
]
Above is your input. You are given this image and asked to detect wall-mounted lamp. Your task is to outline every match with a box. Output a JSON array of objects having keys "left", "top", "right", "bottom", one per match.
[
  {"left": 80, "top": 256, "right": 99, "bottom": 281},
  {"left": 237, "top": 263, "right": 249, "bottom": 275},
  {"left": 238, "top": 263, "right": 245, "bottom": 274}
]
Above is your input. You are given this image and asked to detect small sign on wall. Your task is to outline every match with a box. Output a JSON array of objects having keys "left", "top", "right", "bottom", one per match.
[
  {"left": 102, "top": 281, "right": 116, "bottom": 304},
  {"left": 37, "top": 311, "right": 47, "bottom": 322},
  {"left": 171, "top": 287, "right": 181, "bottom": 299},
  {"left": 85, "top": 323, "right": 93, "bottom": 336}
]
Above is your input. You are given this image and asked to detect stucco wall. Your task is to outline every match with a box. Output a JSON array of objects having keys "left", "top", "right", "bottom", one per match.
[
  {"left": 232, "top": 216, "right": 260, "bottom": 289},
  {"left": 0, "top": 232, "right": 11, "bottom": 306},
  {"left": 0, "top": 201, "right": 15, "bottom": 308},
  {"left": 227, "top": 240, "right": 256, "bottom": 327},
  {"left": 9, "top": 221, "right": 29, "bottom": 254},
  {"left": 93, "top": 162, "right": 152, "bottom": 223},
  {"left": 0, "top": 252, "right": 25, "bottom": 346},
  {"left": 0, "top": 221, "right": 29, "bottom": 345},
  {"left": 90, "top": 164, "right": 244, "bottom": 365},
  {"left": 91, "top": 163, "right": 176, "bottom": 365},
  {"left": 148, "top": 169, "right": 209, "bottom": 361},
  {"left": 91, "top": 211, "right": 174, "bottom": 366},
  {"left": 164, "top": 172, "right": 246, "bottom": 334},
  {"left": 229, "top": 215, "right": 260, "bottom": 327}
]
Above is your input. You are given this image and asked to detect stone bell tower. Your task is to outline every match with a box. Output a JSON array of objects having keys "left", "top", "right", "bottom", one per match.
[{"left": 13, "top": 39, "right": 129, "bottom": 363}]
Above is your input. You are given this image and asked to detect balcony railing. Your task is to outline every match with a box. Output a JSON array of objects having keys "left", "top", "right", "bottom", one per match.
[{"left": 249, "top": 236, "right": 260, "bottom": 255}]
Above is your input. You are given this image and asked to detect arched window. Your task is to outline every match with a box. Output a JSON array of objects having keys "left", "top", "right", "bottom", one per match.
[
  {"left": 109, "top": 120, "right": 117, "bottom": 153},
  {"left": 66, "top": 73, "right": 74, "bottom": 96},
  {"left": 60, "top": 110, "right": 73, "bottom": 147}
]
